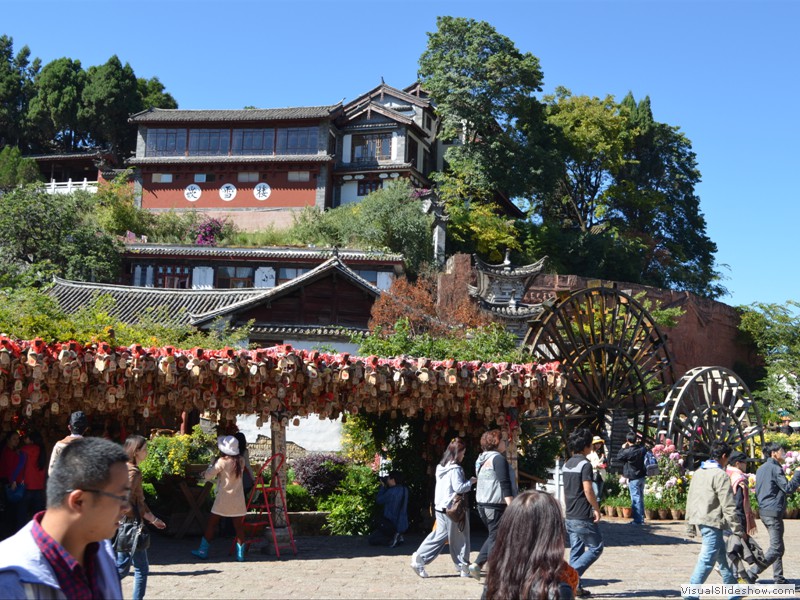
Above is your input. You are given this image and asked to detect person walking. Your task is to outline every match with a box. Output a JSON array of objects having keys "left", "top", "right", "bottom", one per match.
[
  {"left": 48, "top": 410, "right": 89, "bottom": 474},
  {"left": 190, "top": 435, "right": 248, "bottom": 562},
  {"left": 19, "top": 431, "right": 47, "bottom": 521},
  {"left": 410, "top": 438, "right": 476, "bottom": 579},
  {"left": 725, "top": 451, "right": 757, "bottom": 539},
  {"left": 587, "top": 436, "right": 608, "bottom": 503},
  {"left": 116, "top": 435, "right": 166, "bottom": 600},
  {"left": 616, "top": 432, "right": 647, "bottom": 525},
  {"left": 0, "top": 437, "right": 127, "bottom": 598},
  {"left": 468, "top": 429, "right": 515, "bottom": 581},
  {"left": 483, "top": 490, "right": 579, "bottom": 599},
  {"left": 683, "top": 441, "right": 744, "bottom": 600},
  {"left": 564, "top": 428, "right": 603, "bottom": 598},
  {"left": 745, "top": 442, "right": 800, "bottom": 585}
]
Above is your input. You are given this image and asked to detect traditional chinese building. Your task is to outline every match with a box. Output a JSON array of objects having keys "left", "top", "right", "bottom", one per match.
[
  {"left": 49, "top": 254, "right": 386, "bottom": 351},
  {"left": 125, "top": 81, "right": 522, "bottom": 232}
]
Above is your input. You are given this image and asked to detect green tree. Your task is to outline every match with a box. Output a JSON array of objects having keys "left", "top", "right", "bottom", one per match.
[
  {"left": 614, "top": 93, "right": 724, "bottom": 297},
  {"left": 531, "top": 89, "right": 725, "bottom": 298},
  {"left": 94, "top": 169, "right": 155, "bottom": 236},
  {"left": 417, "top": 16, "right": 557, "bottom": 260},
  {"left": 27, "top": 57, "right": 86, "bottom": 152},
  {"left": 137, "top": 76, "right": 178, "bottom": 110},
  {"left": 0, "top": 145, "right": 42, "bottom": 191},
  {"left": 738, "top": 301, "right": 800, "bottom": 415},
  {"left": 0, "top": 35, "right": 40, "bottom": 149},
  {"left": 0, "top": 186, "right": 121, "bottom": 285},
  {"left": 291, "top": 180, "right": 433, "bottom": 274},
  {"left": 81, "top": 55, "right": 142, "bottom": 160}
]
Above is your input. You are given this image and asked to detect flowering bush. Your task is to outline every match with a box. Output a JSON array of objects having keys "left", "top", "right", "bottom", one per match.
[
  {"left": 292, "top": 452, "right": 349, "bottom": 499},
  {"left": 192, "top": 217, "right": 230, "bottom": 246},
  {"left": 644, "top": 439, "right": 688, "bottom": 507}
]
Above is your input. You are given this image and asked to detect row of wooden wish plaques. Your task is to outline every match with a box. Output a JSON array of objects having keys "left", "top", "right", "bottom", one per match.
[{"left": 0, "top": 337, "right": 565, "bottom": 436}]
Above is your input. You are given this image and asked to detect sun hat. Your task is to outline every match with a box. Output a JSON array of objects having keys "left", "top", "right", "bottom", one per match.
[
  {"left": 217, "top": 435, "right": 240, "bottom": 456},
  {"left": 591, "top": 436, "right": 605, "bottom": 446}
]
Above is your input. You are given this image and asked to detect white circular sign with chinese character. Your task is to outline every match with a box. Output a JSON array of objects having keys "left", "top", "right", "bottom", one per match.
[
  {"left": 219, "top": 183, "right": 237, "bottom": 201},
  {"left": 184, "top": 184, "right": 202, "bottom": 202},
  {"left": 254, "top": 182, "right": 272, "bottom": 201}
]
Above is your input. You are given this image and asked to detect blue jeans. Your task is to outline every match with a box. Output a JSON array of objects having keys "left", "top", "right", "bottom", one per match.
[
  {"left": 565, "top": 518, "right": 604, "bottom": 576},
  {"left": 684, "top": 525, "right": 740, "bottom": 600},
  {"left": 628, "top": 477, "right": 645, "bottom": 524},
  {"left": 117, "top": 549, "right": 149, "bottom": 600}
]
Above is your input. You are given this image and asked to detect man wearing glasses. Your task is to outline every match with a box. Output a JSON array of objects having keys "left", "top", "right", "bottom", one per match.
[{"left": 0, "top": 437, "right": 129, "bottom": 599}]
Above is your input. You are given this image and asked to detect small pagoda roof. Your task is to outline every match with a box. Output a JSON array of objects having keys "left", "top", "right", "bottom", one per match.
[
  {"left": 473, "top": 298, "right": 544, "bottom": 321},
  {"left": 473, "top": 254, "right": 547, "bottom": 280}
]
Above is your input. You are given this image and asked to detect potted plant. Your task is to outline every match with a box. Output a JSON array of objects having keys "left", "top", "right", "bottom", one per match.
[
  {"left": 602, "top": 496, "right": 619, "bottom": 518},
  {"left": 657, "top": 498, "right": 670, "bottom": 521},
  {"left": 644, "top": 495, "right": 659, "bottom": 521},
  {"left": 620, "top": 497, "right": 633, "bottom": 519},
  {"left": 751, "top": 495, "right": 759, "bottom": 520}
]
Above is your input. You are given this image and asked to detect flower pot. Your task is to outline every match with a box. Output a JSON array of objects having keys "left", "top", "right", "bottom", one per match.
[
  {"left": 658, "top": 509, "right": 670, "bottom": 520},
  {"left": 621, "top": 507, "right": 633, "bottom": 519},
  {"left": 671, "top": 509, "right": 683, "bottom": 520},
  {"left": 615, "top": 506, "right": 624, "bottom": 518},
  {"left": 645, "top": 509, "right": 657, "bottom": 520},
  {"left": 604, "top": 505, "right": 616, "bottom": 517}
]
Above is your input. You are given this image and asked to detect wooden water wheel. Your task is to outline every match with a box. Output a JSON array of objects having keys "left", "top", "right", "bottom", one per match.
[
  {"left": 522, "top": 286, "right": 675, "bottom": 449},
  {"left": 656, "top": 366, "right": 764, "bottom": 468}
]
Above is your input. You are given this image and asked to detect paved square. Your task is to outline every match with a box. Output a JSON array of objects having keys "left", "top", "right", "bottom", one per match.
[{"left": 126, "top": 518, "right": 800, "bottom": 599}]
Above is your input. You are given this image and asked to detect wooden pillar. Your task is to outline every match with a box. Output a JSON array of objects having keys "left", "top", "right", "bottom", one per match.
[{"left": 270, "top": 411, "right": 288, "bottom": 527}]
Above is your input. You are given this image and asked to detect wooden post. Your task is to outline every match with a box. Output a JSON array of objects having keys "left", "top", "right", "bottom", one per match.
[{"left": 270, "top": 411, "right": 288, "bottom": 527}]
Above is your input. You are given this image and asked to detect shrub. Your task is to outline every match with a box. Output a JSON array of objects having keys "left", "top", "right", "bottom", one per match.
[
  {"left": 139, "top": 425, "right": 217, "bottom": 482},
  {"left": 285, "top": 484, "right": 316, "bottom": 512},
  {"left": 292, "top": 453, "right": 349, "bottom": 499},
  {"left": 319, "top": 465, "right": 380, "bottom": 535}
]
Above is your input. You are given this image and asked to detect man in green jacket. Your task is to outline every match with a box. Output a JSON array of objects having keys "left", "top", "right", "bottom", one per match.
[{"left": 683, "top": 441, "right": 744, "bottom": 600}]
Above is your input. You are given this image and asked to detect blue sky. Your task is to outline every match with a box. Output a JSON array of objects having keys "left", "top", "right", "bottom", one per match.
[{"left": 5, "top": 0, "right": 798, "bottom": 308}]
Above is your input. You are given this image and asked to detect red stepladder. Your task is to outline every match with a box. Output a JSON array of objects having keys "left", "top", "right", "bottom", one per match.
[{"left": 229, "top": 452, "right": 297, "bottom": 558}]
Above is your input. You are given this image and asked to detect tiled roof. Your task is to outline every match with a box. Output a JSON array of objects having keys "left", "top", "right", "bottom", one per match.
[
  {"left": 26, "top": 151, "right": 103, "bottom": 161},
  {"left": 127, "top": 154, "right": 331, "bottom": 166},
  {"left": 343, "top": 83, "right": 431, "bottom": 111},
  {"left": 334, "top": 163, "right": 413, "bottom": 173},
  {"left": 473, "top": 255, "right": 547, "bottom": 279},
  {"left": 343, "top": 102, "right": 415, "bottom": 126},
  {"left": 475, "top": 299, "right": 544, "bottom": 320},
  {"left": 190, "top": 256, "right": 381, "bottom": 326},
  {"left": 128, "top": 105, "right": 342, "bottom": 123},
  {"left": 123, "top": 244, "right": 405, "bottom": 264},
  {"left": 249, "top": 324, "right": 367, "bottom": 338},
  {"left": 49, "top": 257, "right": 382, "bottom": 328},
  {"left": 48, "top": 279, "right": 264, "bottom": 326}
]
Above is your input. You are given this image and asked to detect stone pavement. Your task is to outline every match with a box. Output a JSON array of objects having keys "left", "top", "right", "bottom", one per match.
[{"left": 125, "top": 517, "right": 800, "bottom": 599}]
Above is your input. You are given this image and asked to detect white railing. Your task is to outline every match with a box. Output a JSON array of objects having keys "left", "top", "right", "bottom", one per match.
[{"left": 43, "top": 178, "right": 99, "bottom": 194}]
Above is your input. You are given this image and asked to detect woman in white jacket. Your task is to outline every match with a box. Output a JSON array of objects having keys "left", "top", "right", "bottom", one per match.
[{"left": 410, "top": 438, "right": 476, "bottom": 578}]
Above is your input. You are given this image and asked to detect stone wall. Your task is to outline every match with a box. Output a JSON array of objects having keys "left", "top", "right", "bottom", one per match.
[{"left": 438, "top": 254, "right": 756, "bottom": 380}]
